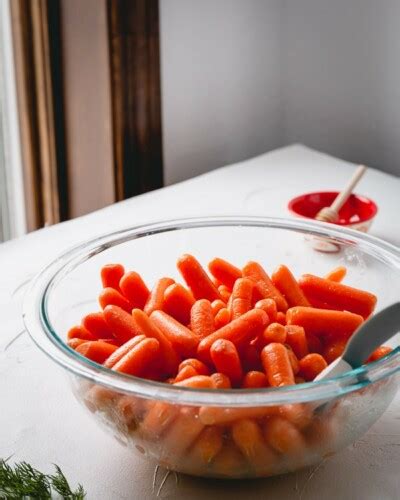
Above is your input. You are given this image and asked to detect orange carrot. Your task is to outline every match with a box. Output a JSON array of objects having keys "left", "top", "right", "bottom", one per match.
[
  {"left": 150, "top": 310, "right": 199, "bottom": 357},
  {"left": 67, "top": 325, "right": 97, "bottom": 341},
  {"left": 131, "top": 309, "right": 180, "bottom": 376},
  {"left": 163, "top": 283, "right": 195, "bottom": 324},
  {"left": 261, "top": 342, "right": 295, "bottom": 387},
  {"left": 190, "top": 299, "right": 215, "bottom": 339},
  {"left": 255, "top": 298, "right": 277, "bottom": 322},
  {"left": 286, "top": 346, "right": 300, "bottom": 375},
  {"left": 279, "top": 403, "right": 312, "bottom": 430},
  {"left": 323, "top": 338, "right": 347, "bottom": 363},
  {"left": 241, "top": 371, "right": 268, "bottom": 388},
  {"left": 112, "top": 337, "right": 159, "bottom": 376},
  {"left": 218, "top": 285, "right": 231, "bottom": 303},
  {"left": 211, "top": 299, "right": 226, "bottom": 316},
  {"left": 161, "top": 407, "right": 205, "bottom": 458},
  {"left": 285, "top": 325, "right": 308, "bottom": 359},
  {"left": 366, "top": 346, "right": 393, "bottom": 363},
  {"left": 263, "top": 322, "right": 287, "bottom": 345},
  {"left": 197, "top": 309, "right": 268, "bottom": 363},
  {"left": 241, "top": 344, "right": 262, "bottom": 372},
  {"left": 174, "top": 365, "right": 198, "bottom": 382},
  {"left": 210, "top": 339, "right": 243, "bottom": 386},
  {"left": 189, "top": 426, "right": 224, "bottom": 464},
  {"left": 177, "top": 254, "right": 221, "bottom": 301},
  {"left": 208, "top": 257, "right": 242, "bottom": 289},
  {"left": 76, "top": 340, "right": 118, "bottom": 364},
  {"left": 103, "top": 334, "right": 146, "bottom": 368},
  {"left": 211, "top": 445, "right": 247, "bottom": 477},
  {"left": 307, "top": 334, "right": 323, "bottom": 354},
  {"left": 141, "top": 402, "right": 179, "bottom": 438},
  {"left": 82, "top": 312, "right": 113, "bottom": 339},
  {"left": 99, "top": 287, "right": 133, "bottom": 313},
  {"left": 179, "top": 358, "right": 210, "bottom": 376},
  {"left": 214, "top": 308, "right": 231, "bottom": 329},
  {"left": 230, "top": 278, "right": 254, "bottom": 320},
  {"left": 276, "top": 311, "right": 287, "bottom": 325},
  {"left": 199, "top": 406, "right": 278, "bottom": 426},
  {"left": 119, "top": 271, "right": 150, "bottom": 309},
  {"left": 264, "top": 416, "right": 306, "bottom": 454},
  {"left": 103, "top": 305, "right": 140, "bottom": 344},
  {"left": 325, "top": 266, "right": 347, "bottom": 282},
  {"left": 67, "top": 338, "right": 87, "bottom": 349},
  {"left": 272, "top": 264, "right": 310, "bottom": 307},
  {"left": 210, "top": 372, "right": 231, "bottom": 389},
  {"left": 286, "top": 306, "right": 363, "bottom": 339},
  {"left": 298, "top": 353, "right": 328, "bottom": 381},
  {"left": 299, "top": 274, "right": 377, "bottom": 319},
  {"left": 100, "top": 263, "right": 125, "bottom": 290},
  {"left": 173, "top": 375, "right": 215, "bottom": 389},
  {"left": 243, "top": 261, "right": 288, "bottom": 311},
  {"left": 295, "top": 376, "right": 305, "bottom": 384},
  {"left": 144, "top": 277, "right": 175, "bottom": 316}
]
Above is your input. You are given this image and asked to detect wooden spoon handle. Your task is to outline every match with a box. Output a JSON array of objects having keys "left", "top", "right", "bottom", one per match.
[{"left": 331, "top": 165, "right": 367, "bottom": 213}]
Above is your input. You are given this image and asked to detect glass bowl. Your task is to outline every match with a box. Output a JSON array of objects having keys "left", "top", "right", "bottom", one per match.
[{"left": 23, "top": 216, "right": 400, "bottom": 479}]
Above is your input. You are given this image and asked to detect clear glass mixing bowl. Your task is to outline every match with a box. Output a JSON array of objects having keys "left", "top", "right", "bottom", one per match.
[{"left": 23, "top": 217, "right": 400, "bottom": 478}]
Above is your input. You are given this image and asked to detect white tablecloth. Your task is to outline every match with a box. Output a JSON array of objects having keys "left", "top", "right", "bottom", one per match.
[{"left": 1, "top": 145, "right": 399, "bottom": 499}]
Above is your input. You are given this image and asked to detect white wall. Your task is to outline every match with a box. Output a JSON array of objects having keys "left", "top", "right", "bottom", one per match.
[{"left": 160, "top": 0, "right": 283, "bottom": 185}]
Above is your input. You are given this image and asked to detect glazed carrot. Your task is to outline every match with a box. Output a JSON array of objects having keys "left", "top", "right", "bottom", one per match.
[
  {"left": 264, "top": 416, "right": 306, "bottom": 454},
  {"left": 141, "top": 402, "right": 179, "bottom": 438},
  {"left": 82, "top": 312, "right": 113, "bottom": 339},
  {"left": 299, "top": 274, "right": 377, "bottom": 319},
  {"left": 298, "top": 353, "right": 328, "bottom": 381},
  {"left": 241, "top": 371, "right": 268, "bottom": 389},
  {"left": 150, "top": 310, "right": 199, "bottom": 357},
  {"left": 286, "top": 346, "right": 300, "bottom": 375},
  {"left": 76, "top": 340, "right": 118, "bottom": 364},
  {"left": 286, "top": 307, "right": 363, "bottom": 339},
  {"left": 211, "top": 445, "right": 247, "bottom": 477},
  {"left": 263, "top": 322, "right": 287, "bottom": 345},
  {"left": 325, "top": 266, "right": 347, "bottom": 282},
  {"left": 161, "top": 407, "right": 205, "bottom": 458},
  {"left": 67, "top": 338, "right": 87, "bottom": 349},
  {"left": 173, "top": 375, "right": 215, "bottom": 389},
  {"left": 131, "top": 309, "right": 180, "bottom": 376},
  {"left": 306, "top": 334, "right": 323, "bottom": 354},
  {"left": 218, "top": 285, "right": 231, "bottom": 303},
  {"left": 243, "top": 261, "right": 288, "bottom": 311},
  {"left": 276, "top": 312, "right": 286, "bottom": 325},
  {"left": 67, "top": 325, "right": 97, "bottom": 341},
  {"left": 177, "top": 254, "right": 221, "bottom": 301},
  {"left": 261, "top": 343, "right": 295, "bottom": 387},
  {"left": 285, "top": 325, "right": 308, "bottom": 359},
  {"left": 99, "top": 287, "right": 133, "bottom": 313},
  {"left": 103, "top": 305, "right": 140, "bottom": 344},
  {"left": 163, "top": 283, "right": 195, "bottom": 324},
  {"left": 323, "top": 338, "right": 347, "bottom": 363},
  {"left": 367, "top": 346, "right": 393, "bottom": 363},
  {"left": 103, "top": 334, "right": 146, "bottom": 368},
  {"left": 214, "top": 308, "right": 231, "bottom": 329},
  {"left": 119, "top": 271, "right": 150, "bottom": 309},
  {"left": 100, "top": 263, "right": 125, "bottom": 290},
  {"left": 143, "top": 277, "right": 175, "bottom": 316},
  {"left": 210, "top": 372, "right": 231, "bottom": 389},
  {"left": 179, "top": 358, "right": 210, "bottom": 376},
  {"left": 197, "top": 309, "right": 268, "bottom": 364},
  {"left": 241, "top": 344, "right": 263, "bottom": 372},
  {"left": 255, "top": 298, "right": 277, "bottom": 323},
  {"left": 230, "top": 278, "right": 254, "bottom": 320},
  {"left": 112, "top": 337, "right": 159, "bottom": 376},
  {"left": 208, "top": 257, "right": 242, "bottom": 289},
  {"left": 271, "top": 265, "right": 310, "bottom": 308},
  {"left": 189, "top": 426, "right": 224, "bottom": 464},
  {"left": 174, "top": 365, "right": 198, "bottom": 382},
  {"left": 211, "top": 299, "right": 226, "bottom": 316},
  {"left": 210, "top": 339, "right": 243, "bottom": 386},
  {"left": 199, "top": 406, "right": 278, "bottom": 426},
  {"left": 190, "top": 299, "right": 215, "bottom": 339}
]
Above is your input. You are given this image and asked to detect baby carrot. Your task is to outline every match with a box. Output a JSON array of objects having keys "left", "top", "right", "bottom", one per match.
[
  {"left": 163, "top": 283, "right": 195, "bottom": 325},
  {"left": 173, "top": 375, "right": 215, "bottom": 389},
  {"left": 367, "top": 346, "right": 393, "bottom": 363},
  {"left": 286, "top": 346, "right": 300, "bottom": 375},
  {"left": 241, "top": 371, "right": 268, "bottom": 388},
  {"left": 119, "top": 271, "right": 150, "bottom": 309},
  {"left": 115, "top": 395, "right": 146, "bottom": 427},
  {"left": 103, "top": 334, "right": 146, "bottom": 368},
  {"left": 299, "top": 274, "right": 377, "bottom": 319},
  {"left": 298, "top": 353, "right": 328, "bottom": 381},
  {"left": 177, "top": 254, "right": 221, "bottom": 301},
  {"left": 325, "top": 266, "right": 347, "bottom": 282},
  {"left": 144, "top": 277, "right": 175, "bottom": 316},
  {"left": 208, "top": 257, "right": 242, "bottom": 290},
  {"left": 141, "top": 402, "right": 179, "bottom": 438},
  {"left": 179, "top": 358, "right": 210, "bottom": 376},
  {"left": 211, "top": 445, "right": 247, "bottom": 478},
  {"left": 161, "top": 407, "right": 205, "bottom": 458},
  {"left": 230, "top": 278, "right": 254, "bottom": 320},
  {"left": 214, "top": 308, "right": 231, "bottom": 329},
  {"left": 76, "top": 340, "right": 118, "bottom": 364},
  {"left": 100, "top": 263, "right": 125, "bottom": 290},
  {"left": 276, "top": 312, "right": 287, "bottom": 325},
  {"left": 285, "top": 325, "right": 308, "bottom": 359},
  {"left": 210, "top": 339, "right": 243, "bottom": 386},
  {"left": 150, "top": 310, "right": 199, "bottom": 357},
  {"left": 306, "top": 333, "right": 323, "bottom": 354},
  {"left": 263, "top": 322, "right": 287, "bottom": 345},
  {"left": 261, "top": 342, "right": 295, "bottom": 387},
  {"left": 67, "top": 325, "right": 97, "bottom": 341},
  {"left": 67, "top": 338, "right": 87, "bottom": 349},
  {"left": 323, "top": 338, "right": 347, "bottom": 363},
  {"left": 82, "top": 312, "right": 112, "bottom": 339},
  {"left": 199, "top": 406, "right": 278, "bottom": 426},
  {"left": 271, "top": 265, "right": 310, "bottom": 307},
  {"left": 211, "top": 299, "right": 226, "bottom": 316},
  {"left": 280, "top": 403, "right": 312, "bottom": 430},
  {"left": 189, "top": 426, "right": 224, "bottom": 465},
  {"left": 99, "top": 287, "right": 133, "bottom": 313},
  {"left": 131, "top": 309, "right": 180, "bottom": 376},
  {"left": 241, "top": 344, "right": 263, "bottom": 372},
  {"left": 210, "top": 372, "right": 231, "bottom": 389},
  {"left": 255, "top": 298, "right": 277, "bottom": 322},
  {"left": 103, "top": 305, "right": 140, "bottom": 344},
  {"left": 197, "top": 309, "right": 268, "bottom": 364},
  {"left": 174, "top": 365, "right": 198, "bottom": 382},
  {"left": 190, "top": 299, "right": 215, "bottom": 339},
  {"left": 286, "top": 307, "right": 363, "bottom": 339},
  {"left": 112, "top": 337, "right": 160, "bottom": 376},
  {"left": 264, "top": 416, "right": 306, "bottom": 455},
  {"left": 218, "top": 285, "right": 231, "bottom": 303},
  {"left": 243, "top": 261, "right": 288, "bottom": 311}
]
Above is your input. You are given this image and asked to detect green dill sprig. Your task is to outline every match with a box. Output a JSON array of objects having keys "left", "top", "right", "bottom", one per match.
[{"left": 0, "top": 458, "right": 86, "bottom": 499}]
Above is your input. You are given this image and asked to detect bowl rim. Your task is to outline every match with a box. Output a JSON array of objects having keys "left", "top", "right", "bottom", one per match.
[
  {"left": 23, "top": 215, "right": 400, "bottom": 407},
  {"left": 288, "top": 191, "right": 378, "bottom": 225}
]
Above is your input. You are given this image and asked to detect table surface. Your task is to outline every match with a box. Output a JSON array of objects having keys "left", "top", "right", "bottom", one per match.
[{"left": 1, "top": 145, "right": 400, "bottom": 499}]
